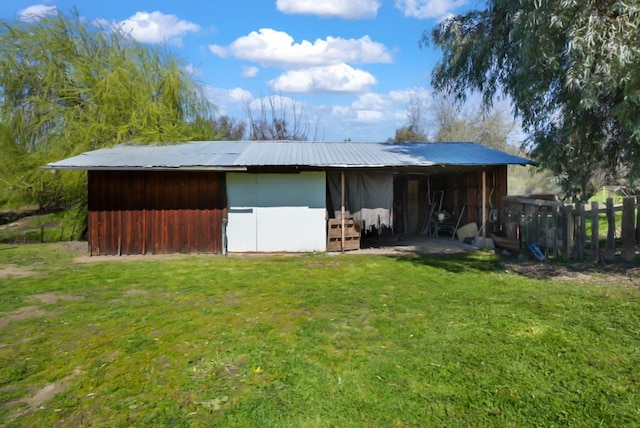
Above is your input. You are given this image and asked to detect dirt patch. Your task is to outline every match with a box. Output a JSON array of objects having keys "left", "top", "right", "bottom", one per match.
[
  {"left": 0, "top": 293, "right": 83, "bottom": 329},
  {"left": 0, "top": 306, "right": 47, "bottom": 329},
  {"left": 0, "top": 264, "right": 39, "bottom": 280},
  {"left": 28, "top": 293, "right": 85, "bottom": 305},
  {"left": 3, "top": 368, "right": 83, "bottom": 423},
  {"left": 504, "top": 261, "right": 640, "bottom": 287},
  {"left": 357, "top": 236, "right": 477, "bottom": 256},
  {"left": 223, "top": 293, "right": 243, "bottom": 307},
  {"left": 123, "top": 289, "right": 149, "bottom": 297},
  {"left": 59, "top": 241, "right": 88, "bottom": 256},
  {"left": 74, "top": 253, "right": 188, "bottom": 263}
]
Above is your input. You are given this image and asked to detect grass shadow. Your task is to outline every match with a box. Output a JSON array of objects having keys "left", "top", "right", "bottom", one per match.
[{"left": 387, "top": 251, "right": 506, "bottom": 274}]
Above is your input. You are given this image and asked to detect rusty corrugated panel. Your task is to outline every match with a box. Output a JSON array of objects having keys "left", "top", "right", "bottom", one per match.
[{"left": 88, "top": 170, "right": 225, "bottom": 255}]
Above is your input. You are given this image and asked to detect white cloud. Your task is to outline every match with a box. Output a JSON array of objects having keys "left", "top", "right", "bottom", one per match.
[
  {"left": 326, "top": 87, "right": 431, "bottom": 132},
  {"left": 269, "top": 63, "right": 377, "bottom": 93},
  {"left": 210, "top": 29, "right": 392, "bottom": 67},
  {"left": 202, "top": 86, "right": 433, "bottom": 141},
  {"left": 18, "top": 4, "right": 57, "bottom": 22},
  {"left": 246, "top": 94, "right": 304, "bottom": 112},
  {"left": 208, "top": 44, "right": 227, "bottom": 57},
  {"left": 118, "top": 11, "right": 200, "bottom": 45},
  {"left": 205, "top": 86, "right": 253, "bottom": 115},
  {"left": 351, "top": 93, "right": 389, "bottom": 110},
  {"left": 395, "top": 0, "right": 467, "bottom": 19},
  {"left": 242, "top": 66, "right": 260, "bottom": 78},
  {"left": 388, "top": 87, "right": 432, "bottom": 104},
  {"left": 184, "top": 64, "right": 202, "bottom": 77},
  {"left": 276, "top": 0, "right": 381, "bottom": 19},
  {"left": 356, "top": 110, "right": 384, "bottom": 122}
]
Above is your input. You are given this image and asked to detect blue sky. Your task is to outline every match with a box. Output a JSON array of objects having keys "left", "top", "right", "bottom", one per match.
[{"left": 0, "top": 0, "right": 480, "bottom": 141}]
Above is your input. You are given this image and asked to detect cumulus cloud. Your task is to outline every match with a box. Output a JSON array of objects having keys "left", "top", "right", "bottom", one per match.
[
  {"left": 242, "top": 66, "right": 260, "bottom": 78},
  {"left": 328, "top": 88, "right": 431, "bottom": 128},
  {"left": 351, "top": 93, "right": 390, "bottom": 111},
  {"left": 395, "top": 0, "right": 466, "bottom": 19},
  {"left": 18, "top": 4, "right": 57, "bottom": 22},
  {"left": 205, "top": 86, "right": 253, "bottom": 115},
  {"left": 276, "top": 0, "right": 381, "bottom": 19},
  {"left": 295, "top": 87, "right": 432, "bottom": 140},
  {"left": 117, "top": 11, "right": 200, "bottom": 45},
  {"left": 209, "top": 29, "right": 391, "bottom": 67},
  {"left": 184, "top": 64, "right": 202, "bottom": 76},
  {"left": 208, "top": 44, "right": 227, "bottom": 57},
  {"left": 356, "top": 110, "right": 384, "bottom": 122},
  {"left": 269, "top": 63, "right": 377, "bottom": 93},
  {"left": 203, "top": 84, "right": 433, "bottom": 141}
]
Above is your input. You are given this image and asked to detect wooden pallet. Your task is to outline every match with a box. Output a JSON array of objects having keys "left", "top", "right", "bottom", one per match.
[{"left": 327, "top": 219, "right": 361, "bottom": 251}]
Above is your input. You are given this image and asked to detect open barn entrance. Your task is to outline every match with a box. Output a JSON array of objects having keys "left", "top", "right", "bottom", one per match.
[
  {"left": 391, "top": 167, "right": 507, "bottom": 240},
  {"left": 326, "top": 167, "right": 508, "bottom": 251}
]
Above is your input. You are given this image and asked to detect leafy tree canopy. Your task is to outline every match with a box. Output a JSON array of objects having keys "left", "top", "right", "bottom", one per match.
[
  {"left": 424, "top": 0, "right": 640, "bottom": 201},
  {"left": 0, "top": 9, "right": 216, "bottom": 209}
]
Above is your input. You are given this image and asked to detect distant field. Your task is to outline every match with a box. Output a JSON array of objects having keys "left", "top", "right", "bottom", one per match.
[{"left": 0, "top": 243, "right": 638, "bottom": 426}]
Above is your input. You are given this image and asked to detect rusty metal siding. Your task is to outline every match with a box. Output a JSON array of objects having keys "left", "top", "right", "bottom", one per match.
[{"left": 88, "top": 170, "right": 225, "bottom": 255}]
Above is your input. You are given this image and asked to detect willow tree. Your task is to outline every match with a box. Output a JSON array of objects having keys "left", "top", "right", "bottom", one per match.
[
  {"left": 0, "top": 9, "right": 216, "bottom": 210},
  {"left": 424, "top": 0, "right": 640, "bottom": 201}
]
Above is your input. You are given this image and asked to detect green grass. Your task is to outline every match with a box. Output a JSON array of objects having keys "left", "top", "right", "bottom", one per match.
[
  {"left": 0, "top": 211, "right": 81, "bottom": 244},
  {"left": 589, "top": 188, "right": 625, "bottom": 205},
  {"left": 1, "top": 243, "right": 639, "bottom": 427}
]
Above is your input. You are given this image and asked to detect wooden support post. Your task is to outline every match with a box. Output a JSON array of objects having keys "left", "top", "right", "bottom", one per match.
[
  {"left": 341, "top": 171, "right": 345, "bottom": 253},
  {"left": 562, "top": 205, "right": 573, "bottom": 262},
  {"left": 591, "top": 201, "right": 600, "bottom": 261},
  {"left": 482, "top": 170, "right": 487, "bottom": 248},
  {"left": 622, "top": 197, "right": 635, "bottom": 262},
  {"left": 604, "top": 197, "right": 616, "bottom": 262}
]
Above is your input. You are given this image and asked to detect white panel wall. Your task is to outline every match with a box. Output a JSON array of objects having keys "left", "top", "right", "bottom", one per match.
[{"left": 226, "top": 172, "right": 327, "bottom": 252}]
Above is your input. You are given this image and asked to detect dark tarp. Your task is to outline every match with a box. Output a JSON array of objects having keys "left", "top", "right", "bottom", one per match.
[{"left": 328, "top": 171, "right": 393, "bottom": 232}]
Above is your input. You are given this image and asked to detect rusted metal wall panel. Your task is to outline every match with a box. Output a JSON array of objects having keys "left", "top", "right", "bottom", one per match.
[{"left": 88, "top": 170, "right": 225, "bottom": 255}]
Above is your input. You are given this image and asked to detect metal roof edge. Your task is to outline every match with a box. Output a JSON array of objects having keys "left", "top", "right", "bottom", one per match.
[{"left": 43, "top": 166, "right": 248, "bottom": 172}]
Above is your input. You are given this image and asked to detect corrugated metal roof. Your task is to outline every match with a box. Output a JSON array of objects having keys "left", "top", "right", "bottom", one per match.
[{"left": 46, "top": 141, "right": 536, "bottom": 170}]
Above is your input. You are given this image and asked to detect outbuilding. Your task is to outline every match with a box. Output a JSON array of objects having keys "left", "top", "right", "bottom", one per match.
[{"left": 47, "top": 141, "right": 535, "bottom": 255}]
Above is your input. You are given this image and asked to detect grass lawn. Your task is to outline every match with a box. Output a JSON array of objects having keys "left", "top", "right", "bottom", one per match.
[{"left": 0, "top": 243, "right": 639, "bottom": 427}]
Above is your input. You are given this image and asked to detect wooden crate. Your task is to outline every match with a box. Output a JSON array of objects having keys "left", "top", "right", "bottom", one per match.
[{"left": 327, "top": 218, "right": 361, "bottom": 251}]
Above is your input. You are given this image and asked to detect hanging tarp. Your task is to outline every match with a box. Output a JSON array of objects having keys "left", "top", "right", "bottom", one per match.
[{"left": 328, "top": 171, "right": 393, "bottom": 232}]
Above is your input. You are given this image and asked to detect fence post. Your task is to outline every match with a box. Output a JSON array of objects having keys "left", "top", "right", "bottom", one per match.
[
  {"left": 524, "top": 204, "right": 533, "bottom": 247},
  {"left": 551, "top": 205, "right": 559, "bottom": 259},
  {"left": 575, "top": 203, "right": 585, "bottom": 259},
  {"left": 636, "top": 195, "right": 640, "bottom": 245},
  {"left": 541, "top": 206, "right": 549, "bottom": 257},
  {"left": 562, "top": 205, "right": 573, "bottom": 262},
  {"left": 604, "top": 197, "right": 616, "bottom": 262},
  {"left": 591, "top": 201, "right": 600, "bottom": 261},
  {"left": 622, "top": 197, "right": 636, "bottom": 262}
]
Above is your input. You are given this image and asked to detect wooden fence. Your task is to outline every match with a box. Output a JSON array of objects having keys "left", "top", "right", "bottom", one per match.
[{"left": 501, "top": 196, "right": 638, "bottom": 262}]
